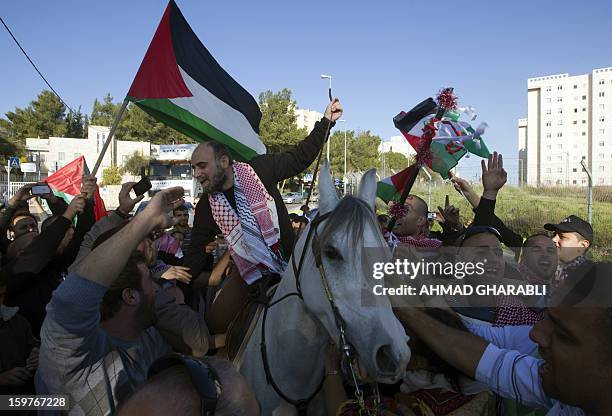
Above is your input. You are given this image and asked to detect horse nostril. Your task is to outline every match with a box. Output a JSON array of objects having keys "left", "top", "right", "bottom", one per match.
[{"left": 375, "top": 345, "right": 398, "bottom": 375}]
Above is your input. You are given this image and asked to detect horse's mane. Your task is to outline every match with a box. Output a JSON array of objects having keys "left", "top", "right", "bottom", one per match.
[{"left": 317, "top": 196, "right": 385, "bottom": 250}]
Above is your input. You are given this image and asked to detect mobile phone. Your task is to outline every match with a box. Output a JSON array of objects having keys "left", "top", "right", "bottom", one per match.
[
  {"left": 31, "top": 184, "right": 52, "bottom": 195},
  {"left": 133, "top": 177, "right": 152, "bottom": 196},
  {"left": 427, "top": 212, "right": 437, "bottom": 221}
]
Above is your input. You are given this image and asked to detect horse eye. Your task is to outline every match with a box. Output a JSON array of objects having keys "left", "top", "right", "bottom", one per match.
[{"left": 324, "top": 246, "right": 343, "bottom": 261}]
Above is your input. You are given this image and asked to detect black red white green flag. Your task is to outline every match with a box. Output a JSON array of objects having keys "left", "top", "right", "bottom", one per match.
[{"left": 127, "top": 0, "right": 265, "bottom": 161}]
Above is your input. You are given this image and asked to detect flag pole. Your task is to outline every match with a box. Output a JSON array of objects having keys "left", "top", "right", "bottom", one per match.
[{"left": 91, "top": 99, "right": 129, "bottom": 176}]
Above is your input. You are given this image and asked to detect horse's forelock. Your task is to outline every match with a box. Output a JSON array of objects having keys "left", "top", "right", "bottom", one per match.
[{"left": 318, "top": 196, "right": 382, "bottom": 252}]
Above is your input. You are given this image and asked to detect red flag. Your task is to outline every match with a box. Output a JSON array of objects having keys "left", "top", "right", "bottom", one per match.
[{"left": 45, "top": 156, "right": 107, "bottom": 220}]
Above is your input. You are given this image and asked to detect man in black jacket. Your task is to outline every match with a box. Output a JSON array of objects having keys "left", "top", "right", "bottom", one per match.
[
  {"left": 1, "top": 177, "right": 97, "bottom": 335},
  {"left": 182, "top": 99, "right": 342, "bottom": 327}
]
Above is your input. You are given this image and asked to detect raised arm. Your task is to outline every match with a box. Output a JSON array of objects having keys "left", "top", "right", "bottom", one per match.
[
  {"left": 75, "top": 187, "right": 184, "bottom": 287},
  {"left": 252, "top": 99, "right": 343, "bottom": 183}
]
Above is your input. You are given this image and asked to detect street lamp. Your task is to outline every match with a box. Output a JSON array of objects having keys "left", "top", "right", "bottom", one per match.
[
  {"left": 338, "top": 119, "right": 347, "bottom": 195},
  {"left": 320, "top": 74, "right": 333, "bottom": 162}
]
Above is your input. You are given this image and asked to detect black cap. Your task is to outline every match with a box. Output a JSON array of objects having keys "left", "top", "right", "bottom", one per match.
[{"left": 544, "top": 215, "right": 593, "bottom": 242}]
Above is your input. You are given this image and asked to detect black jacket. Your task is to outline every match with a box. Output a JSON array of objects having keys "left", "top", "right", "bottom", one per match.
[
  {"left": 184, "top": 118, "right": 333, "bottom": 281},
  {"left": 2, "top": 201, "right": 95, "bottom": 336}
]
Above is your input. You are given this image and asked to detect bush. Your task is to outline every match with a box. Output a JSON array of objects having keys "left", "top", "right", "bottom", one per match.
[
  {"left": 102, "top": 166, "right": 122, "bottom": 186},
  {"left": 122, "top": 151, "right": 150, "bottom": 176}
]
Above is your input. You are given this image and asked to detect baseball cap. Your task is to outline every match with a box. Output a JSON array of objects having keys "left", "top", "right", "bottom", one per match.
[{"left": 544, "top": 215, "right": 593, "bottom": 242}]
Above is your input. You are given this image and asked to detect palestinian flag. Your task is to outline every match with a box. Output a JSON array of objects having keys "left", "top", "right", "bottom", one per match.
[
  {"left": 376, "top": 164, "right": 418, "bottom": 203},
  {"left": 126, "top": 0, "right": 265, "bottom": 161},
  {"left": 46, "top": 156, "right": 107, "bottom": 221}
]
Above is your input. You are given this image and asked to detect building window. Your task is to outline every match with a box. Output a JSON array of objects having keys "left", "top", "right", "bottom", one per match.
[
  {"left": 573, "top": 84, "right": 578, "bottom": 89},
  {"left": 546, "top": 109, "right": 552, "bottom": 115},
  {"left": 600, "top": 166, "right": 605, "bottom": 172},
  {"left": 600, "top": 141, "right": 606, "bottom": 146},
  {"left": 557, "top": 120, "right": 563, "bottom": 126},
  {"left": 557, "top": 132, "right": 563, "bottom": 137},
  {"left": 557, "top": 97, "right": 563, "bottom": 102},
  {"left": 546, "top": 86, "right": 551, "bottom": 92},
  {"left": 599, "top": 79, "right": 605, "bottom": 85},
  {"left": 582, "top": 120, "right": 587, "bottom": 124},
  {"left": 557, "top": 85, "right": 563, "bottom": 90},
  {"left": 557, "top": 144, "right": 563, "bottom": 149},
  {"left": 599, "top": 153, "right": 605, "bottom": 159},
  {"left": 546, "top": 145, "right": 552, "bottom": 150},
  {"left": 583, "top": 107, "right": 587, "bottom": 111},
  {"left": 546, "top": 133, "right": 552, "bottom": 138},
  {"left": 582, "top": 132, "right": 586, "bottom": 136},
  {"left": 573, "top": 168, "right": 577, "bottom": 172},
  {"left": 600, "top": 104, "right": 605, "bottom": 109},
  {"left": 557, "top": 109, "right": 563, "bottom": 114},
  {"left": 546, "top": 98, "right": 552, "bottom": 103},
  {"left": 58, "top": 152, "right": 65, "bottom": 161},
  {"left": 557, "top": 167, "right": 563, "bottom": 173},
  {"left": 573, "top": 180, "right": 577, "bottom": 184},
  {"left": 557, "top": 155, "right": 563, "bottom": 161},
  {"left": 546, "top": 168, "right": 551, "bottom": 173},
  {"left": 599, "top": 92, "right": 605, "bottom": 97},
  {"left": 573, "top": 120, "right": 578, "bottom": 124},
  {"left": 546, "top": 121, "right": 552, "bottom": 126},
  {"left": 546, "top": 156, "right": 552, "bottom": 161},
  {"left": 600, "top": 129, "right": 605, "bottom": 135},
  {"left": 574, "top": 108, "right": 578, "bottom": 112},
  {"left": 600, "top": 116, "right": 605, "bottom": 122},
  {"left": 582, "top": 95, "right": 587, "bottom": 100}
]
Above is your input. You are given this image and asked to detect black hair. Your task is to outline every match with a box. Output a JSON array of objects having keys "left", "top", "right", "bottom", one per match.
[{"left": 205, "top": 141, "right": 234, "bottom": 165}]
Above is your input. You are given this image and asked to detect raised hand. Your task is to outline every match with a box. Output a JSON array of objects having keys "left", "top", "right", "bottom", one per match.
[
  {"left": 8, "top": 183, "right": 35, "bottom": 208},
  {"left": 437, "top": 195, "right": 462, "bottom": 232},
  {"left": 481, "top": 152, "right": 507, "bottom": 200},
  {"left": 117, "top": 182, "right": 145, "bottom": 216},
  {"left": 449, "top": 173, "right": 481, "bottom": 209},
  {"left": 140, "top": 187, "right": 185, "bottom": 230},
  {"left": 324, "top": 98, "right": 343, "bottom": 122},
  {"left": 62, "top": 195, "right": 86, "bottom": 221},
  {"left": 81, "top": 175, "right": 98, "bottom": 200}
]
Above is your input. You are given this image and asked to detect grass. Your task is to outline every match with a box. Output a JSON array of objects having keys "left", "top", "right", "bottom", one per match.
[{"left": 380, "top": 183, "right": 612, "bottom": 261}]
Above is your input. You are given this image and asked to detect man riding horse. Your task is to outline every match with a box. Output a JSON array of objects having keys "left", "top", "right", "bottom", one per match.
[{"left": 183, "top": 99, "right": 343, "bottom": 330}]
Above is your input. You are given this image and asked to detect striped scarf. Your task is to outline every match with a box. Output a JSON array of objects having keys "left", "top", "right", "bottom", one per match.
[{"left": 209, "top": 162, "right": 285, "bottom": 284}]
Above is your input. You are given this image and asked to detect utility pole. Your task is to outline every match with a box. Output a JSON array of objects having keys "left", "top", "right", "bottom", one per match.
[{"left": 581, "top": 158, "right": 592, "bottom": 224}]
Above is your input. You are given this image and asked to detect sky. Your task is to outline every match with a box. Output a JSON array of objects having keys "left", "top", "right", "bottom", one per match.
[{"left": 2, "top": 0, "right": 612, "bottom": 183}]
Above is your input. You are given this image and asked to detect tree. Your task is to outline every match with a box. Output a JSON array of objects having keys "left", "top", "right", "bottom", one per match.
[
  {"left": 1, "top": 90, "right": 68, "bottom": 144},
  {"left": 381, "top": 151, "right": 410, "bottom": 173},
  {"left": 120, "top": 104, "right": 195, "bottom": 144},
  {"left": 0, "top": 123, "right": 23, "bottom": 159},
  {"left": 258, "top": 89, "right": 308, "bottom": 153},
  {"left": 102, "top": 166, "right": 122, "bottom": 185},
  {"left": 64, "top": 106, "right": 85, "bottom": 138},
  {"left": 346, "top": 131, "right": 381, "bottom": 172},
  {"left": 122, "top": 151, "right": 150, "bottom": 176},
  {"left": 90, "top": 94, "right": 121, "bottom": 127}
]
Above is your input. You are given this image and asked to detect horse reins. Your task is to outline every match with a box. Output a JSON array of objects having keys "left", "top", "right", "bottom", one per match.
[{"left": 260, "top": 211, "right": 380, "bottom": 415}]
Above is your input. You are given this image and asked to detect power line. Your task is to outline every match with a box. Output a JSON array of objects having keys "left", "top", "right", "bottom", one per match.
[{"left": 0, "top": 15, "right": 77, "bottom": 115}]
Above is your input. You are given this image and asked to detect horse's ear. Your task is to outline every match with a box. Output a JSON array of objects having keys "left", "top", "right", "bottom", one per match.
[
  {"left": 318, "top": 160, "right": 339, "bottom": 214},
  {"left": 357, "top": 168, "right": 377, "bottom": 212}
]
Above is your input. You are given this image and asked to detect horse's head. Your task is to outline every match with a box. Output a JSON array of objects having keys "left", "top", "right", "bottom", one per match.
[{"left": 295, "top": 162, "right": 411, "bottom": 383}]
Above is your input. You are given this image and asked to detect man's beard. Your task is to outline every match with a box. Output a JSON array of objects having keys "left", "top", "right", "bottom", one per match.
[
  {"left": 136, "top": 295, "right": 156, "bottom": 328},
  {"left": 201, "top": 164, "right": 228, "bottom": 194}
]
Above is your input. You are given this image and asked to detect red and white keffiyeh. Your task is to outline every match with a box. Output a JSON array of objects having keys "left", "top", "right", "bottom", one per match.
[
  {"left": 386, "top": 231, "right": 443, "bottom": 249},
  {"left": 209, "top": 162, "right": 285, "bottom": 284}
]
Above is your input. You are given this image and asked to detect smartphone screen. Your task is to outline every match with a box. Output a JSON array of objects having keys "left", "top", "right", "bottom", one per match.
[{"left": 31, "top": 185, "right": 51, "bottom": 195}]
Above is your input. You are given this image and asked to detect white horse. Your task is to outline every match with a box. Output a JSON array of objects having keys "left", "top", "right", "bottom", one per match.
[{"left": 238, "top": 163, "right": 411, "bottom": 415}]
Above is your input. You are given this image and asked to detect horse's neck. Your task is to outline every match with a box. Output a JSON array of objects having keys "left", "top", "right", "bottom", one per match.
[{"left": 264, "top": 267, "right": 328, "bottom": 397}]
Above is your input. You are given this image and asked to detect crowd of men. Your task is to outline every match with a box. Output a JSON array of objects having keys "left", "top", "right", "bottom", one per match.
[{"left": 0, "top": 95, "right": 610, "bottom": 416}]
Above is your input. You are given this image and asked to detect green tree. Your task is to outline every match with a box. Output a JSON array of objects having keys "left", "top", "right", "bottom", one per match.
[
  {"left": 64, "top": 106, "right": 85, "bottom": 138},
  {"left": 381, "top": 151, "right": 410, "bottom": 173},
  {"left": 102, "top": 166, "right": 122, "bottom": 185},
  {"left": 121, "top": 104, "right": 195, "bottom": 145},
  {"left": 90, "top": 94, "right": 121, "bottom": 127},
  {"left": 122, "top": 151, "right": 150, "bottom": 176},
  {"left": 1, "top": 90, "right": 67, "bottom": 145},
  {"left": 0, "top": 123, "right": 24, "bottom": 159},
  {"left": 346, "top": 130, "right": 381, "bottom": 172},
  {"left": 258, "top": 89, "right": 308, "bottom": 153}
]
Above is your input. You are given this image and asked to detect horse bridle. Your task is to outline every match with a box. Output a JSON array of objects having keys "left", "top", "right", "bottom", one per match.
[{"left": 260, "top": 211, "right": 380, "bottom": 415}]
